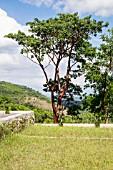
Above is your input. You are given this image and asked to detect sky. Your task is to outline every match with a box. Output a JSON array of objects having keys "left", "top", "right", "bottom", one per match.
[{"left": 0, "top": 0, "right": 113, "bottom": 95}]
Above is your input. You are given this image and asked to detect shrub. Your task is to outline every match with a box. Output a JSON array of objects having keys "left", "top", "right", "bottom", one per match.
[{"left": 34, "top": 109, "right": 53, "bottom": 123}]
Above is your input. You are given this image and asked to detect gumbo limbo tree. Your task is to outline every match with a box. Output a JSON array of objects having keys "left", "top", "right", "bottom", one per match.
[{"left": 6, "top": 13, "right": 108, "bottom": 123}]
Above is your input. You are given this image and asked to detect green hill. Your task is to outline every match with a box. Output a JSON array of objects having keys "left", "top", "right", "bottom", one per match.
[{"left": 0, "top": 81, "right": 52, "bottom": 111}]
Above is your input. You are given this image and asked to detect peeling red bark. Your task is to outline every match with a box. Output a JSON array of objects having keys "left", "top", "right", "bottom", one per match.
[{"left": 54, "top": 114, "right": 59, "bottom": 124}]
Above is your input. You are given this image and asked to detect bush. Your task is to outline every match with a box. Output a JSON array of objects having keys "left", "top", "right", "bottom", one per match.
[
  {"left": 60, "top": 111, "right": 98, "bottom": 124},
  {"left": 34, "top": 109, "right": 53, "bottom": 123},
  {"left": 78, "top": 111, "right": 96, "bottom": 123}
]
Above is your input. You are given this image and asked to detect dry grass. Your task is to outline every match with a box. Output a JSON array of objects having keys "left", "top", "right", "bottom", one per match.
[{"left": 27, "top": 97, "right": 52, "bottom": 111}]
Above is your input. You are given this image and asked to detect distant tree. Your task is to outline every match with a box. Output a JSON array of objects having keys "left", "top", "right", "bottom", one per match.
[
  {"left": 83, "top": 28, "right": 113, "bottom": 123},
  {"left": 0, "top": 95, "right": 11, "bottom": 113},
  {"left": 6, "top": 13, "right": 108, "bottom": 123}
]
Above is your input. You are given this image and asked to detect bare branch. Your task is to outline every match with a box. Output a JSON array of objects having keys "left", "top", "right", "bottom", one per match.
[
  {"left": 47, "top": 53, "right": 56, "bottom": 65},
  {"left": 44, "top": 59, "right": 51, "bottom": 69},
  {"left": 39, "top": 62, "right": 49, "bottom": 84},
  {"left": 70, "top": 61, "right": 78, "bottom": 69},
  {"left": 23, "top": 53, "right": 39, "bottom": 65}
]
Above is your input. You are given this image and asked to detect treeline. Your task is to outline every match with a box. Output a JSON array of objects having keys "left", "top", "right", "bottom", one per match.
[{"left": 0, "top": 81, "right": 50, "bottom": 104}]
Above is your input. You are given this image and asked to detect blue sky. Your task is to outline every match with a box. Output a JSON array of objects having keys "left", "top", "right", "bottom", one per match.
[
  {"left": 0, "top": 0, "right": 57, "bottom": 25},
  {"left": 0, "top": 0, "right": 113, "bottom": 95}
]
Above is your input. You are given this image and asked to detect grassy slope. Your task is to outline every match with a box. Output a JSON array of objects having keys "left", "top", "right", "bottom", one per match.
[
  {"left": 0, "top": 81, "right": 52, "bottom": 110},
  {"left": 0, "top": 125, "right": 113, "bottom": 170}
]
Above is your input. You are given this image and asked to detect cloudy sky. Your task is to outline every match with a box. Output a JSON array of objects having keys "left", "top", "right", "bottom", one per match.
[{"left": 0, "top": 0, "right": 113, "bottom": 95}]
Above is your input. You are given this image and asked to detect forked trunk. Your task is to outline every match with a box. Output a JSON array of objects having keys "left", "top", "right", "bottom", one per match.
[
  {"left": 52, "top": 97, "right": 62, "bottom": 124},
  {"left": 51, "top": 82, "right": 68, "bottom": 124}
]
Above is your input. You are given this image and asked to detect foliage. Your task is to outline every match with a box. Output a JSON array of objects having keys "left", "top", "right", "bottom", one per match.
[
  {"left": 0, "top": 81, "right": 50, "bottom": 104},
  {"left": 5, "top": 13, "right": 108, "bottom": 123},
  {"left": 0, "top": 81, "right": 54, "bottom": 123},
  {"left": 83, "top": 28, "right": 113, "bottom": 123},
  {"left": 67, "top": 100, "right": 82, "bottom": 116},
  {"left": 34, "top": 108, "right": 53, "bottom": 123},
  {"left": 61, "top": 111, "right": 99, "bottom": 124},
  {"left": 0, "top": 95, "right": 11, "bottom": 113},
  {"left": 0, "top": 81, "right": 51, "bottom": 111}
]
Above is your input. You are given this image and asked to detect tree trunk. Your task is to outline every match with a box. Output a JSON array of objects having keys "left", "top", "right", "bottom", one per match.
[
  {"left": 51, "top": 90, "right": 59, "bottom": 124},
  {"left": 51, "top": 83, "right": 68, "bottom": 124},
  {"left": 103, "top": 73, "right": 108, "bottom": 123},
  {"left": 54, "top": 114, "right": 59, "bottom": 124}
]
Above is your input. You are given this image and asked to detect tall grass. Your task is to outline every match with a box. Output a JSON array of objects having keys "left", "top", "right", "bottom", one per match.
[{"left": 0, "top": 125, "right": 113, "bottom": 169}]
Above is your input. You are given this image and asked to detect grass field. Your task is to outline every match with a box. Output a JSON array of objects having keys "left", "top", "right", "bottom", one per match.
[{"left": 0, "top": 125, "right": 113, "bottom": 170}]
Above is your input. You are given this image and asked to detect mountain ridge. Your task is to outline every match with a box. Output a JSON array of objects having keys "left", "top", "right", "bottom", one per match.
[{"left": 0, "top": 81, "right": 52, "bottom": 111}]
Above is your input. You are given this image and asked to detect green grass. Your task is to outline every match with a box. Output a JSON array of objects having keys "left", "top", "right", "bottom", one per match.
[{"left": 0, "top": 125, "right": 113, "bottom": 170}]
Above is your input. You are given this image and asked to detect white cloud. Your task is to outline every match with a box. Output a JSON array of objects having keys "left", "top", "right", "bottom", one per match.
[
  {"left": 0, "top": 8, "right": 51, "bottom": 94},
  {"left": 19, "top": 0, "right": 113, "bottom": 17},
  {"left": 0, "top": 8, "right": 30, "bottom": 68},
  {"left": 0, "top": 9, "right": 19, "bottom": 64},
  {"left": 19, "top": 0, "right": 54, "bottom": 7},
  {"left": 53, "top": 0, "right": 113, "bottom": 17},
  {"left": 0, "top": 8, "right": 27, "bottom": 47},
  {"left": 0, "top": 9, "right": 41, "bottom": 90}
]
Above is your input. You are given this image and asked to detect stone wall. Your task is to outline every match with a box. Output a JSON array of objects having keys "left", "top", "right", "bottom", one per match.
[{"left": 0, "top": 111, "right": 35, "bottom": 133}]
